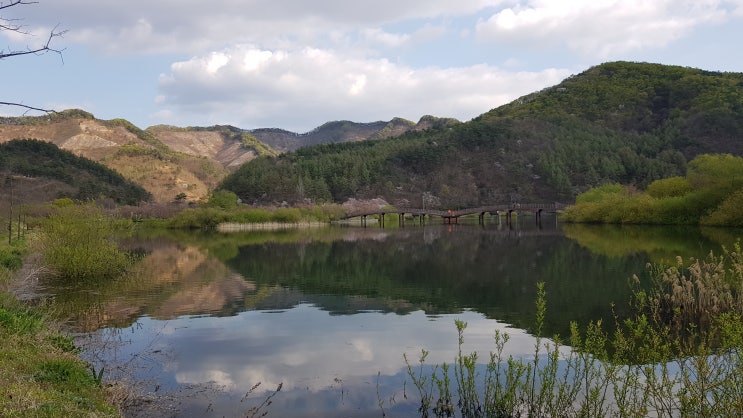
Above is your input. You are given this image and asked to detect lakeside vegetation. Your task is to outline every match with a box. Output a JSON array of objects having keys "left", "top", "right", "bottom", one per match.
[
  {"left": 147, "top": 190, "right": 347, "bottom": 229},
  {"left": 562, "top": 153, "right": 743, "bottom": 225},
  {"left": 1, "top": 200, "right": 743, "bottom": 415},
  {"left": 0, "top": 233, "right": 119, "bottom": 416},
  {"left": 407, "top": 247, "right": 743, "bottom": 417}
]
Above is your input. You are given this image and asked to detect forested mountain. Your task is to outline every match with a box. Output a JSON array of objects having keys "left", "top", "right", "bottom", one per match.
[
  {"left": 0, "top": 110, "right": 457, "bottom": 204},
  {"left": 0, "top": 139, "right": 151, "bottom": 205},
  {"left": 249, "top": 116, "right": 460, "bottom": 153},
  {"left": 219, "top": 61, "right": 743, "bottom": 207}
]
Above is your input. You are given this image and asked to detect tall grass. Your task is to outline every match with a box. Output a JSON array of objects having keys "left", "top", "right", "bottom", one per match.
[
  {"left": 0, "top": 231, "right": 119, "bottom": 416},
  {"left": 164, "top": 204, "right": 346, "bottom": 229},
  {"left": 405, "top": 245, "right": 743, "bottom": 417},
  {"left": 39, "top": 203, "right": 134, "bottom": 280}
]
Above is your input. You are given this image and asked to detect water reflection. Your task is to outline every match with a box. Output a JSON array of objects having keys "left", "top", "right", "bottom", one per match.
[
  {"left": 85, "top": 308, "right": 535, "bottom": 417},
  {"left": 36, "top": 220, "right": 739, "bottom": 416}
]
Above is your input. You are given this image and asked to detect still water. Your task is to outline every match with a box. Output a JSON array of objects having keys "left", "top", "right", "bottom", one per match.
[{"left": 40, "top": 216, "right": 740, "bottom": 417}]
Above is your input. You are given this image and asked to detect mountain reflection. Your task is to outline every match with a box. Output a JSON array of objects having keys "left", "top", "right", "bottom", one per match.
[{"left": 40, "top": 220, "right": 730, "bottom": 336}]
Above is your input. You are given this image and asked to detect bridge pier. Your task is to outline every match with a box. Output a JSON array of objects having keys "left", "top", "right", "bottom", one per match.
[{"left": 340, "top": 203, "right": 561, "bottom": 227}]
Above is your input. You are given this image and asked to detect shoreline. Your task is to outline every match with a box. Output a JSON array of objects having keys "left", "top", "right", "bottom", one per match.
[{"left": 216, "top": 221, "right": 329, "bottom": 232}]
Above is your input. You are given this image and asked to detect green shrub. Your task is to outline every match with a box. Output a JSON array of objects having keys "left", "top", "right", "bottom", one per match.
[
  {"left": 646, "top": 176, "right": 691, "bottom": 198},
  {"left": 40, "top": 204, "right": 133, "bottom": 280},
  {"left": 687, "top": 154, "right": 743, "bottom": 191},
  {"left": 51, "top": 198, "right": 75, "bottom": 208},
  {"left": 208, "top": 190, "right": 239, "bottom": 210},
  {"left": 574, "top": 183, "right": 624, "bottom": 204},
  {"left": 231, "top": 208, "right": 272, "bottom": 224},
  {"left": 0, "top": 247, "right": 23, "bottom": 270},
  {"left": 0, "top": 307, "right": 43, "bottom": 334},
  {"left": 167, "top": 207, "right": 230, "bottom": 228},
  {"left": 702, "top": 188, "right": 743, "bottom": 226},
  {"left": 272, "top": 208, "right": 302, "bottom": 223},
  {"left": 306, "top": 204, "right": 347, "bottom": 221}
]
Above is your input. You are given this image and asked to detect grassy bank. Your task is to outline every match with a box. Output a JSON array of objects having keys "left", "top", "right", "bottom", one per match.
[{"left": 0, "top": 235, "right": 121, "bottom": 416}]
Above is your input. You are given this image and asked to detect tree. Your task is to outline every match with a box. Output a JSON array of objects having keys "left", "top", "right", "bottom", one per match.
[
  {"left": 1, "top": 0, "right": 66, "bottom": 113},
  {"left": 208, "top": 190, "right": 239, "bottom": 210}
]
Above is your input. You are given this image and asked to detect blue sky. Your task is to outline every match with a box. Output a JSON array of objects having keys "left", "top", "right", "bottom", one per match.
[{"left": 2, "top": 0, "right": 743, "bottom": 132}]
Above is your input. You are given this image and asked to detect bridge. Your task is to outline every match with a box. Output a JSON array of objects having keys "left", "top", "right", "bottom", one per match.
[{"left": 340, "top": 203, "right": 566, "bottom": 227}]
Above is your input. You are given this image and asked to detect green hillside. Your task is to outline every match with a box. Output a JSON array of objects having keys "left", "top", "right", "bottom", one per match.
[
  {"left": 220, "top": 61, "right": 743, "bottom": 207},
  {"left": 0, "top": 139, "right": 152, "bottom": 205},
  {"left": 249, "top": 115, "right": 460, "bottom": 153}
]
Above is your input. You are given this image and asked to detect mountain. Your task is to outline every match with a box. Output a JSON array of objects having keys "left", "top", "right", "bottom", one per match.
[
  {"left": 0, "top": 138, "right": 151, "bottom": 206},
  {"left": 250, "top": 116, "right": 460, "bottom": 153},
  {"left": 219, "top": 61, "right": 743, "bottom": 207},
  {"left": 0, "top": 109, "right": 459, "bottom": 204},
  {"left": 4, "top": 61, "right": 740, "bottom": 209},
  {"left": 0, "top": 111, "right": 270, "bottom": 203}
]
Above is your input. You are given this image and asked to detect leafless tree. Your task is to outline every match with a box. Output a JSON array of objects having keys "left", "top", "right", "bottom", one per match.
[{"left": 1, "top": 0, "right": 66, "bottom": 113}]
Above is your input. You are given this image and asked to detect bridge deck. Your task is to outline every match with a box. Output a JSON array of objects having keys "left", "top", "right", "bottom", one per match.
[{"left": 340, "top": 203, "right": 564, "bottom": 220}]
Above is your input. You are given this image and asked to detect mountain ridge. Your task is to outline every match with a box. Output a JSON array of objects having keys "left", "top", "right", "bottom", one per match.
[
  {"left": 3, "top": 61, "right": 742, "bottom": 208},
  {"left": 0, "top": 110, "right": 459, "bottom": 203},
  {"left": 219, "top": 61, "right": 743, "bottom": 207}
]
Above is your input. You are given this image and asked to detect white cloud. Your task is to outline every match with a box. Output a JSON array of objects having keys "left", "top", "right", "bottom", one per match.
[
  {"left": 362, "top": 28, "right": 411, "bottom": 48},
  {"left": 476, "top": 0, "right": 733, "bottom": 57},
  {"left": 6, "top": 0, "right": 742, "bottom": 132},
  {"left": 10, "top": 0, "right": 503, "bottom": 54},
  {"left": 155, "top": 45, "right": 569, "bottom": 131}
]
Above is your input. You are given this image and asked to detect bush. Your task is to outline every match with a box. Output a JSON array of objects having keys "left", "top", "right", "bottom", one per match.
[
  {"left": 167, "top": 207, "right": 230, "bottom": 229},
  {"left": 0, "top": 247, "right": 23, "bottom": 271},
  {"left": 208, "top": 190, "right": 239, "bottom": 210},
  {"left": 702, "top": 188, "right": 743, "bottom": 226},
  {"left": 40, "top": 204, "right": 133, "bottom": 280},
  {"left": 575, "top": 183, "right": 625, "bottom": 204},
  {"left": 646, "top": 176, "right": 691, "bottom": 198},
  {"left": 272, "top": 208, "right": 302, "bottom": 223},
  {"left": 231, "top": 208, "right": 272, "bottom": 224}
]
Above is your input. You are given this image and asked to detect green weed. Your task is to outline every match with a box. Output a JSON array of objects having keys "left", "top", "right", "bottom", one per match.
[
  {"left": 39, "top": 203, "right": 134, "bottom": 280},
  {"left": 406, "top": 245, "right": 743, "bottom": 417}
]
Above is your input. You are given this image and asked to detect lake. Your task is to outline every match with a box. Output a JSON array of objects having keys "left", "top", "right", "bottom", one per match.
[{"left": 38, "top": 215, "right": 741, "bottom": 417}]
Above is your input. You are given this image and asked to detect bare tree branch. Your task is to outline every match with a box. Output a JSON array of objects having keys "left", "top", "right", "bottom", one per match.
[
  {"left": 0, "top": 1, "right": 37, "bottom": 33},
  {"left": 1, "top": 0, "right": 65, "bottom": 113},
  {"left": 1, "top": 24, "right": 67, "bottom": 60},
  {"left": 0, "top": 1, "right": 38, "bottom": 12},
  {"left": 0, "top": 101, "right": 56, "bottom": 113}
]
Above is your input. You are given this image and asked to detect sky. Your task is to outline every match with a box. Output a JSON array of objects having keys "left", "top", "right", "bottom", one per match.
[{"left": 2, "top": 0, "right": 743, "bottom": 133}]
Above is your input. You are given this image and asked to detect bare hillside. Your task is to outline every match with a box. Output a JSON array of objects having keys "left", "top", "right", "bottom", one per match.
[
  {"left": 0, "top": 111, "right": 239, "bottom": 203},
  {"left": 146, "top": 125, "right": 263, "bottom": 170}
]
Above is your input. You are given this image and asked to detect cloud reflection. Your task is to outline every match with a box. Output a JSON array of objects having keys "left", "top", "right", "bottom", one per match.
[{"left": 107, "top": 304, "right": 541, "bottom": 416}]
